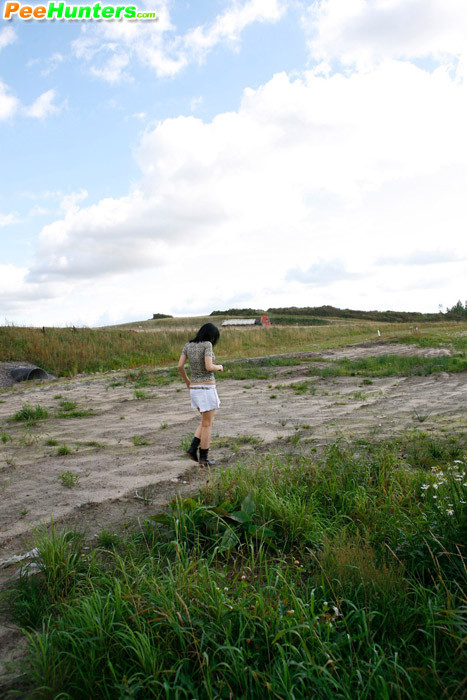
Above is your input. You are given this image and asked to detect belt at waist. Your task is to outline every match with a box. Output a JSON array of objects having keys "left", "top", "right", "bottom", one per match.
[{"left": 190, "top": 385, "right": 216, "bottom": 390}]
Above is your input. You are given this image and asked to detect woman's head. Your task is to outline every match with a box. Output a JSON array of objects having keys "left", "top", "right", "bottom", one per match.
[{"left": 190, "top": 323, "right": 220, "bottom": 346}]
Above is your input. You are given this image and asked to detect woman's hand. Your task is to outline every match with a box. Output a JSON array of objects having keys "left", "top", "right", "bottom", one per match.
[{"left": 205, "top": 356, "right": 223, "bottom": 372}]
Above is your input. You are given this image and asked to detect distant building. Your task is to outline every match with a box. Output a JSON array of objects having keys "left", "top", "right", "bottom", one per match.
[{"left": 221, "top": 316, "right": 271, "bottom": 327}]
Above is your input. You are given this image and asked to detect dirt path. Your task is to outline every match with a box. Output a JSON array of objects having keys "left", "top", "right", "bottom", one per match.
[
  {"left": 0, "top": 341, "right": 466, "bottom": 691},
  {"left": 1, "top": 342, "right": 465, "bottom": 556}
]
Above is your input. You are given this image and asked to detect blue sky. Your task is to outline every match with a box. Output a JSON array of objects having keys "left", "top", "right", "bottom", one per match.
[{"left": 1, "top": 0, "right": 466, "bottom": 326}]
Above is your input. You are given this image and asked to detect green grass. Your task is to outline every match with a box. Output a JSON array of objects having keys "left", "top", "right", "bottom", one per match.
[
  {"left": 212, "top": 434, "right": 264, "bottom": 452},
  {"left": 59, "top": 470, "right": 80, "bottom": 488},
  {"left": 133, "top": 388, "right": 149, "bottom": 400},
  {"left": 57, "top": 444, "right": 71, "bottom": 456},
  {"left": 398, "top": 431, "right": 465, "bottom": 469},
  {"left": 131, "top": 435, "right": 149, "bottom": 446},
  {"left": 126, "top": 367, "right": 180, "bottom": 387},
  {"left": 10, "top": 403, "right": 49, "bottom": 424},
  {"left": 395, "top": 331, "right": 467, "bottom": 351},
  {"left": 58, "top": 400, "right": 77, "bottom": 412},
  {"left": 5, "top": 434, "right": 466, "bottom": 699},
  {"left": 220, "top": 363, "right": 271, "bottom": 380},
  {"left": 309, "top": 352, "right": 467, "bottom": 377},
  {"left": 2, "top": 320, "right": 466, "bottom": 377},
  {"left": 284, "top": 381, "right": 317, "bottom": 395},
  {"left": 57, "top": 409, "right": 95, "bottom": 419},
  {"left": 180, "top": 433, "right": 193, "bottom": 451},
  {"left": 54, "top": 400, "right": 95, "bottom": 419}
]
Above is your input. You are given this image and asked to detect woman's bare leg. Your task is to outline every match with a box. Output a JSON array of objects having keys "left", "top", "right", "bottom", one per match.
[
  {"left": 193, "top": 408, "right": 202, "bottom": 440},
  {"left": 199, "top": 409, "right": 215, "bottom": 449}
]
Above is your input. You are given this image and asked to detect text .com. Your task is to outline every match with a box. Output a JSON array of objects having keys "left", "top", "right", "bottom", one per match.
[{"left": 3, "top": 2, "right": 159, "bottom": 20}]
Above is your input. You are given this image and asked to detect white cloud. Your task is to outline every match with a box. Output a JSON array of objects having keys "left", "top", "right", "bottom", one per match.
[
  {"left": 24, "top": 89, "right": 61, "bottom": 119},
  {"left": 304, "top": 0, "right": 467, "bottom": 71},
  {"left": 0, "top": 265, "right": 28, "bottom": 299},
  {"left": 29, "top": 206, "right": 51, "bottom": 217},
  {"left": 90, "top": 53, "right": 132, "bottom": 84},
  {"left": 190, "top": 96, "right": 203, "bottom": 113},
  {"left": 72, "top": 0, "right": 286, "bottom": 82},
  {"left": 0, "top": 264, "right": 60, "bottom": 313},
  {"left": 27, "top": 52, "right": 65, "bottom": 77},
  {"left": 20, "top": 189, "right": 64, "bottom": 200},
  {"left": 41, "top": 53, "right": 65, "bottom": 77},
  {"left": 184, "top": 0, "right": 285, "bottom": 56},
  {"left": 19, "top": 60, "right": 465, "bottom": 320},
  {"left": 286, "top": 260, "right": 363, "bottom": 285},
  {"left": 0, "top": 79, "right": 19, "bottom": 120},
  {"left": 0, "top": 26, "right": 16, "bottom": 51},
  {"left": 59, "top": 190, "right": 89, "bottom": 213},
  {"left": 4, "top": 2, "right": 467, "bottom": 324},
  {"left": 377, "top": 250, "right": 464, "bottom": 266},
  {"left": 0, "top": 212, "right": 21, "bottom": 227},
  {"left": 1, "top": 83, "right": 63, "bottom": 121}
]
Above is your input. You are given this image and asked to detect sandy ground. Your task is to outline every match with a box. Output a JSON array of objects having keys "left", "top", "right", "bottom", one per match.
[{"left": 0, "top": 341, "right": 466, "bottom": 690}]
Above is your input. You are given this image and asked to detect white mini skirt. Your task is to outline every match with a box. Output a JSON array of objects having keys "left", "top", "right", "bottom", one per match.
[{"left": 190, "top": 385, "right": 221, "bottom": 413}]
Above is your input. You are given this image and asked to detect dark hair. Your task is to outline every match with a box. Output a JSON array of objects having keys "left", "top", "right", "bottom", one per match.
[{"left": 190, "top": 322, "right": 220, "bottom": 346}]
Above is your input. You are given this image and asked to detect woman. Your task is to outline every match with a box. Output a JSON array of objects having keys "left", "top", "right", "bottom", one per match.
[{"left": 178, "top": 323, "right": 223, "bottom": 466}]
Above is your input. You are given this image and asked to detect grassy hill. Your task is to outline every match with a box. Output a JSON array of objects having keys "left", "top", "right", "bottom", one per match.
[{"left": 1, "top": 305, "right": 466, "bottom": 377}]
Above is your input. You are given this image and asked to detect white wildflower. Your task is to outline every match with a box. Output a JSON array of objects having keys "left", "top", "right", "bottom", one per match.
[
  {"left": 421, "top": 484, "right": 430, "bottom": 490},
  {"left": 446, "top": 509, "right": 454, "bottom": 516}
]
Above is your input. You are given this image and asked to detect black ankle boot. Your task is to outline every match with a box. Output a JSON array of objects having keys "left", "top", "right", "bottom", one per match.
[
  {"left": 199, "top": 448, "right": 215, "bottom": 467},
  {"left": 186, "top": 436, "right": 200, "bottom": 462}
]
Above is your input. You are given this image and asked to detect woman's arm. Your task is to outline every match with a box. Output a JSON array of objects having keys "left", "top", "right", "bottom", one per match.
[
  {"left": 205, "top": 356, "right": 223, "bottom": 372},
  {"left": 178, "top": 353, "right": 191, "bottom": 387}
]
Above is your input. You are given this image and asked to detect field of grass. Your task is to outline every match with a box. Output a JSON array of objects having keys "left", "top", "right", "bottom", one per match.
[
  {"left": 1, "top": 315, "right": 466, "bottom": 697},
  {"left": 308, "top": 353, "right": 467, "bottom": 377},
  {"left": 1, "top": 320, "right": 466, "bottom": 377},
  {"left": 4, "top": 434, "right": 465, "bottom": 699}
]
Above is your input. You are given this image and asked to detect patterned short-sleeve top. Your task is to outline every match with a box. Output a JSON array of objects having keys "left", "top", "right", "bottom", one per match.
[{"left": 182, "top": 341, "right": 216, "bottom": 383}]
